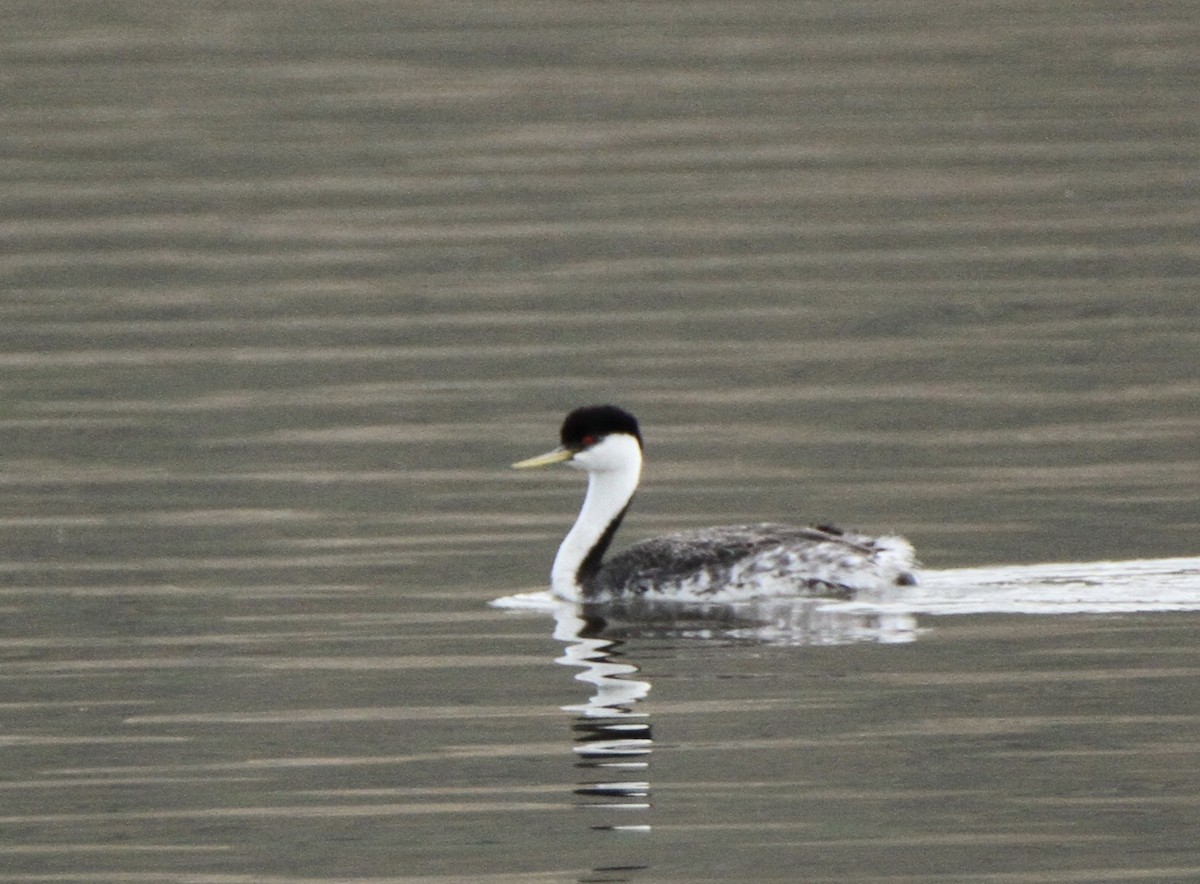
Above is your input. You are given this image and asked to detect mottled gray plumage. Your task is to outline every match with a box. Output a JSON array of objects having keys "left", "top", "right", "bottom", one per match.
[{"left": 584, "top": 522, "right": 916, "bottom": 602}]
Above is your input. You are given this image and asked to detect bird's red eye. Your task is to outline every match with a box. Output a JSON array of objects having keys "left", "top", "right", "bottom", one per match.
[{"left": 580, "top": 434, "right": 596, "bottom": 447}]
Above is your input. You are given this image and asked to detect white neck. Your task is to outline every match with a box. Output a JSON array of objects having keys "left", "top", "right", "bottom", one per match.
[{"left": 550, "top": 434, "right": 642, "bottom": 601}]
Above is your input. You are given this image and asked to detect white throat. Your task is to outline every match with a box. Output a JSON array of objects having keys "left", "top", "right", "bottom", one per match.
[{"left": 550, "top": 434, "right": 642, "bottom": 601}]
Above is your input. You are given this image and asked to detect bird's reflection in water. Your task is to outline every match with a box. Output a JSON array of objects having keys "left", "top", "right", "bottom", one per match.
[
  {"left": 549, "top": 596, "right": 918, "bottom": 834},
  {"left": 554, "top": 604, "right": 654, "bottom": 833}
]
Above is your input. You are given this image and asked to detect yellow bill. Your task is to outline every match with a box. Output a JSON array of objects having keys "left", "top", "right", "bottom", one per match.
[{"left": 512, "top": 446, "right": 574, "bottom": 469}]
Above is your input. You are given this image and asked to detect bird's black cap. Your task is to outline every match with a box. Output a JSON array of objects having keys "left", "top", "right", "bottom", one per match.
[{"left": 560, "top": 405, "right": 643, "bottom": 451}]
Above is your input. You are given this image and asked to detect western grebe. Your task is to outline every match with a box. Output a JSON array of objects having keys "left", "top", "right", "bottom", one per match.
[{"left": 513, "top": 405, "right": 917, "bottom": 603}]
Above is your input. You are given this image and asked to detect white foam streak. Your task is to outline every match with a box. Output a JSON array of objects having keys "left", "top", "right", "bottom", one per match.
[{"left": 904, "top": 556, "right": 1200, "bottom": 615}]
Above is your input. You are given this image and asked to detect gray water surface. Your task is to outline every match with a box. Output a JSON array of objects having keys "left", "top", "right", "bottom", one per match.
[{"left": 2, "top": 2, "right": 1200, "bottom": 881}]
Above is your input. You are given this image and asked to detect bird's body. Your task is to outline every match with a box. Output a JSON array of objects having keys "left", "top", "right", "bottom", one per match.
[
  {"left": 586, "top": 522, "right": 915, "bottom": 602},
  {"left": 513, "top": 405, "right": 917, "bottom": 603}
]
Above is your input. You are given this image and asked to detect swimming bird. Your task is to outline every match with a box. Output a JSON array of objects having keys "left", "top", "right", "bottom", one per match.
[{"left": 512, "top": 405, "right": 917, "bottom": 603}]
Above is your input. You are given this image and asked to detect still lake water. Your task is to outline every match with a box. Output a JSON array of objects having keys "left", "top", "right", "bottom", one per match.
[{"left": 3, "top": 2, "right": 1200, "bottom": 881}]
